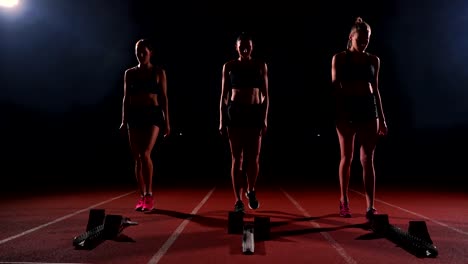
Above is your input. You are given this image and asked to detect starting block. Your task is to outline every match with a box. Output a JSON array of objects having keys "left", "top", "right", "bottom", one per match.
[
  {"left": 228, "top": 211, "right": 244, "bottom": 234},
  {"left": 73, "top": 209, "right": 138, "bottom": 250},
  {"left": 242, "top": 224, "right": 255, "bottom": 254},
  {"left": 408, "top": 220, "right": 433, "bottom": 245},
  {"left": 228, "top": 211, "right": 271, "bottom": 255},
  {"left": 86, "top": 209, "right": 106, "bottom": 231},
  {"left": 370, "top": 214, "right": 438, "bottom": 258},
  {"left": 254, "top": 216, "right": 270, "bottom": 241},
  {"left": 228, "top": 212, "right": 271, "bottom": 239}
]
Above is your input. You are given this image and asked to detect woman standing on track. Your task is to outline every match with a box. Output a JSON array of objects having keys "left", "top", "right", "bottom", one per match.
[{"left": 120, "top": 39, "right": 171, "bottom": 212}]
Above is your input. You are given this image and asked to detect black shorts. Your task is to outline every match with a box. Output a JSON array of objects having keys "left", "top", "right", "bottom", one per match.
[
  {"left": 226, "top": 102, "right": 264, "bottom": 129},
  {"left": 335, "top": 94, "right": 378, "bottom": 123},
  {"left": 127, "top": 105, "right": 165, "bottom": 129}
]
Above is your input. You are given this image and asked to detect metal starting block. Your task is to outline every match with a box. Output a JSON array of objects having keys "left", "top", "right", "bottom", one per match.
[
  {"left": 72, "top": 209, "right": 138, "bottom": 250},
  {"left": 371, "top": 214, "right": 438, "bottom": 258}
]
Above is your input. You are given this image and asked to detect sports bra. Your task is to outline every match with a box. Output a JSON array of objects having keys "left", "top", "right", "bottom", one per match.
[
  {"left": 127, "top": 67, "right": 161, "bottom": 95},
  {"left": 340, "top": 51, "right": 375, "bottom": 83},
  {"left": 229, "top": 60, "right": 263, "bottom": 89}
]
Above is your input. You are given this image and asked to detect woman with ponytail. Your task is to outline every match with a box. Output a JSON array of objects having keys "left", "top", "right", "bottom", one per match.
[{"left": 331, "top": 17, "right": 387, "bottom": 221}]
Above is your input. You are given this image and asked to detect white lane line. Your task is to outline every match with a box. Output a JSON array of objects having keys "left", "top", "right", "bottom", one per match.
[
  {"left": 147, "top": 187, "right": 216, "bottom": 264},
  {"left": 281, "top": 188, "right": 358, "bottom": 264},
  {"left": 0, "top": 190, "right": 136, "bottom": 245},
  {"left": 350, "top": 189, "right": 468, "bottom": 236}
]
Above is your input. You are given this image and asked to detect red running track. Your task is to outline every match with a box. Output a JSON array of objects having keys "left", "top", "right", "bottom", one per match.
[{"left": 0, "top": 180, "right": 466, "bottom": 264}]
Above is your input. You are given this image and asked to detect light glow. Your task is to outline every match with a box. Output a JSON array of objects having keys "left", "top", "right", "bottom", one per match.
[{"left": 0, "top": 0, "right": 19, "bottom": 8}]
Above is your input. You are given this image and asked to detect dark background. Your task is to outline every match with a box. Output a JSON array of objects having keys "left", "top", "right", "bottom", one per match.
[{"left": 1, "top": 0, "right": 466, "bottom": 191}]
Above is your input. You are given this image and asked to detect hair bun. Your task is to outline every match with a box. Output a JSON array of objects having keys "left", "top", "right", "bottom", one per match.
[{"left": 355, "top": 17, "right": 363, "bottom": 23}]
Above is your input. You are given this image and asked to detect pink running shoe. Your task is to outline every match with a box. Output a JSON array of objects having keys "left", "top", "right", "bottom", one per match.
[
  {"left": 135, "top": 196, "right": 145, "bottom": 211},
  {"left": 142, "top": 194, "right": 154, "bottom": 211},
  {"left": 339, "top": 201, "right": 352, "bottom": 218}
]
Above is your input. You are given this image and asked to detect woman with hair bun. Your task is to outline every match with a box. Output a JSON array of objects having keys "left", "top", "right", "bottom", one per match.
[{"left": 331, "top": 17, "right": 387, "bottom": 221}]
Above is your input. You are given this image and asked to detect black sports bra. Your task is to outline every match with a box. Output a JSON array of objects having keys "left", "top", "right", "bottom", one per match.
[
  {"left": 340, "top": 51, "right": 375, "bottom": 83},
  {"left": 127, "top": 67, "right": 161, "bottom": 95},
  {"left": 229, "top": 60, "right": 263, "bottom": 89}
]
